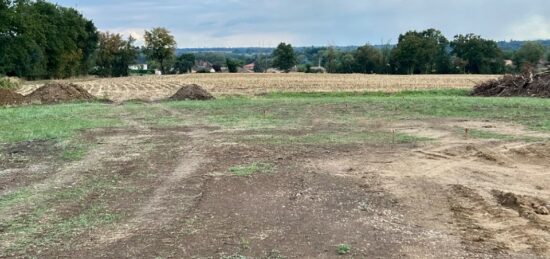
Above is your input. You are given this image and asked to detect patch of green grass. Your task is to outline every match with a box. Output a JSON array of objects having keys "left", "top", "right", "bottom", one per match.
[
  {"left": 59, "top": 141, "right": 90, "bottom": 161},
  {"left": 265, "top": 249, "right": 286, "bottom": 259},
  {"left": 0, "top": 103, "right": 121, "bottom": 143},
  {"left": 337, "top": 244, "right": 351, "bottom": 255},
  {"left": 162, "top": 90, "right": 550, "bottom": 133},
  {"left": 264, "top": 88, "right": 470, "bottom": 98},
  {"left": 4, "top": 203, "right": 119, "bottom": 255},
  {"left": 0, "top": 174, "right": 122, "bottom": 255},
  {"left": 0, "top": 187, "right": 32, "bottom": 210},
  {"left": 229, "top": 162, "right": 274, "bottom": 177}
]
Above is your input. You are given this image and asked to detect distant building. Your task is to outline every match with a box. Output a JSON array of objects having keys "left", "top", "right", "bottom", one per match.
[
  {"left": 309, "top": 66, "right": 327, "bottom": 73},
  {"left": 129, "top": 64, "right": 148, "bottom": 70},
  {"left": 266, "top": 68, "right": 283, "bottom": 73},
  {"left": 193, "top": 60, "right": 216, "bottom": 73},
  {"left": 238, "top": 63, "right": 255, "bottom": 73}
]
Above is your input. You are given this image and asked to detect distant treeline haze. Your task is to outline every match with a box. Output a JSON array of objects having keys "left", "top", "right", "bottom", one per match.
[{"left": 1, "top": 1, "right": 549, "bottom": 79}]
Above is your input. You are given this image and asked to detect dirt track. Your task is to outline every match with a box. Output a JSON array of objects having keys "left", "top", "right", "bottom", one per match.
[{"left": 1, "top": 105, "right": 549, "bottom": 258}]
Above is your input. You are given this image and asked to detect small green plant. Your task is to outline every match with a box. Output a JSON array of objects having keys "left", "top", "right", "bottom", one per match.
[
  {"left": 337, "top": 244, "right": 351, "bottom": 255},
  {"left": 265, "top": 249, "right": 286, "bottom": 259},
  {"left": 220, "top": 253, "right": 247, "bottom": 259},
  {"left": 229, "top": 162, "right": 274, "bottom": 177},
  {"left": 0, "top": 77, "right": 20, "bottom": 89},
  {"left": 240, "top": 238, "right": 251, "bottom": 251}
]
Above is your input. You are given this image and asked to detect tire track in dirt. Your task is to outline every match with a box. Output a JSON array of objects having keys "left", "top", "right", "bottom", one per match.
[
  {"left": 372, "top": 121, "right": 550, "bottom": 257},
  {"left": 91, "top": 106, "right": 212, "bottom": 248}
]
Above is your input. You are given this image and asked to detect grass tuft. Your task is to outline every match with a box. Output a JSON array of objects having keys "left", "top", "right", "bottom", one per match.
[{"left": 229, "top": 162, "right": 274, "bottom": 177}]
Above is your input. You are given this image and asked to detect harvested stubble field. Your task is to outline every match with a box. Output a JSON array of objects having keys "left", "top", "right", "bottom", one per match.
[
  {"left": 2, "top": 86, "right": 550, "bottom": 258},
  {"left": 17, "top": 73, "right": 499, "bottom": 102}
]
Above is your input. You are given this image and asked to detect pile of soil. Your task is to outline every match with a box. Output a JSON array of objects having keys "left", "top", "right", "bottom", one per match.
[
  {"left": 0, "top": 89, "right": 26, "bottom": 106},
  {"left": 26, "top": 83, "right": 95, "bottom": 104},
  {"left": 169, "top": 84, "right": 214, "bottom": 101},
  {"left": 472, "top": 72, "right": 550, "bottom": 98}
]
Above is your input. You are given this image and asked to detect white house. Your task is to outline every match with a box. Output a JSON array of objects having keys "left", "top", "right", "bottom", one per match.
[{"left": 129, "top": 64, "right": 148, "bottom": 71}]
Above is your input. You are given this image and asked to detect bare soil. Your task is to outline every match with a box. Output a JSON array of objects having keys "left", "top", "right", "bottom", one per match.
[
  {"left": 25, "top": 83, "right": 95, "bottom": 104},
  {"left": 0, "top": 89, "right": 25, "bottom": 106},
  {"left": 169, "top": 84, "right": 214, "bottom": 101},
  {"left": 1, "top": 112, "right": 549, "bottom": 258}
]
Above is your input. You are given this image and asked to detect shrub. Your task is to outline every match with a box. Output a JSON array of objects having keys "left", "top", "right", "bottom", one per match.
[
  {"left": 337, "top": 244, "right": 351, "bottom": 255},
  {"left": 0, "top": 77, "right": 21, "bottom": 89}
]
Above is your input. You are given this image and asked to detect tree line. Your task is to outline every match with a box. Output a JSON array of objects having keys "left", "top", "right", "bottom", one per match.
[
  {"left": 1, "top": 1, "right": 549, "bottom": 79},
  {"left": 268, "top": 30, "right": 549, "bottom": 74}
]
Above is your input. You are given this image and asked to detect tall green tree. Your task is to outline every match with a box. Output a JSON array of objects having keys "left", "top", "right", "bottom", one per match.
[
  {"left": 513, "top": 41, "right": 545, "bottom": 69},
  {"left": 0, "top": 0, "right": 98, "bottom": 79},
  {"left": 144, "top": 27, "right": 176, "bottom": 74},
  {"left": 451, "top": 34, "right": 504, "bottom": 74},
  {"left": 353, "top": 44, "right": 383, "bottom": 73},
  {"left": 272, "top": 42, "right": 297, "bottom": 72},
  {"left": 174, "top": 53, "right": 195, "bottom": 74},
  {"left": 323, "top": 46, "right": 338, "bottom": 73},
  {"left": 226, "top": 58, "right": 241, "bottom": 73},
  {"left": 391, "top": 28, "right": 450, "bottom": 74},
  {"left": 337, "top": 53, "right": 355, "bottom": 74},
  {"left": 95, "top": 32, "right": 138, "bottom": 77}
]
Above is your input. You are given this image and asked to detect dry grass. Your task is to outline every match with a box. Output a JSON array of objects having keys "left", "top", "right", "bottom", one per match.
[{"left": 18, "top": 73, "right": 499, "bottom": 102}]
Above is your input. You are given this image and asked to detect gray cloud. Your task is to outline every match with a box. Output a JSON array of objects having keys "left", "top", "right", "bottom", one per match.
[{"left": 55, "top": 0, "right": 550, "bottom": 47}]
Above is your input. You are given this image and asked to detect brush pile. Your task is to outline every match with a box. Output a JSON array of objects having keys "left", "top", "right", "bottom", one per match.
[{"left": 472, "top": 71, "right": 550, "bottom": 98}]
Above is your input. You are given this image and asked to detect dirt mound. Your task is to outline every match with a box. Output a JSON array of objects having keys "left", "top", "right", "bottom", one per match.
[
  {"left": 492, "top": 190, "right": 549, "bottom": 216},
  {"left": 472, "top": 72, "right": 550, "bottom": 97},
  {"left": 26, "top": 83, "right": 95, "bottom": 104},
  {"left": 0, "top": 89, "right": 26, "bottom": 106},
  {"left": 169, "top": 84, "right": 214, "bottom": 101}
]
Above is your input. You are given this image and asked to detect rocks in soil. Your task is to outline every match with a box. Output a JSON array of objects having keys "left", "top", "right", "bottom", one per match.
[
  {"left": 472, "top": 71, "right": 550, "bottom": 98},
  {"left": 169, "top": 84, "right": 214, "bottom": 101},
  {"left": 25, "top": 83, "right": 95, "bottom": 104},
  {"left": 0, "top": 89, "right": 26, "bottom": 106}
]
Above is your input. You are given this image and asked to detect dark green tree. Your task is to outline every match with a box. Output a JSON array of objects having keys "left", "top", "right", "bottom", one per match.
[
  {"left": 353, "top": 44, "right": 383, "bottom": 73},
  {"left": 451, "top": 34, "right": 504, "bottom": 74},
  {"left": 513, "top": 41, "right": 545, "bottom": 68},
  {"left": 96, "top": 32, "right": 138, "bottom": 77},
  {"left": 323, "top": 46, "right": 338, "bottom": 73},
  {"left": 226, "top": 58, "right": 241, "bottom": 73},
  {"left": 337, "top": 53, "right": 355, "bottom": 74},
  {"left": 144, "top": 27, "right": 176, "bottom": 74},
  {"left": 174, "top": 53, "right": 195, "bottom": 74},
  {"left": 0, "top": 0, "right": 98, "bottom": 79},
  {"left": 391, "top": 29, "right": 450, "bottom": 74},
  {"left": 272, "top": 42, "right": 297, "bottom": 72}
]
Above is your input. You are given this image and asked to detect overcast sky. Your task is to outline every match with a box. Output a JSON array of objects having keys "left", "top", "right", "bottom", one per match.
[{"left": 54, "top": 0, "right": 550, "bottom": 47}]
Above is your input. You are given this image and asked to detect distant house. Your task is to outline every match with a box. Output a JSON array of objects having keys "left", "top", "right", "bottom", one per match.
[
  {"left": 266, "top": 68, "right": 283, "bottom": 73},
  {"left": 238, "top": 63, "right": 255, "bottom": 73},
  {"left": 504, "top": 60, "right": 513, "bottom": 67},
  {"left": 244, "top": 63, "right": 255, "bottom": 71},
  {"left": 309, "top": 66, "right": 327, "bottom": 73},
  {"left": 129, "top": 64, "right": 148, "bottom": 71},
  {"left": 193, "top": 60, "right": 216, "bottom": 73}
]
